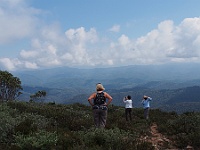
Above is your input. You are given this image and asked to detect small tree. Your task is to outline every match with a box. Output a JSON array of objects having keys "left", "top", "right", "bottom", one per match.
[
  {"left": 0, "top": 70, "right": 23, "bottom": 102},
  {"left": 30, "top": 90, "right": 47, "bottom": 103}
]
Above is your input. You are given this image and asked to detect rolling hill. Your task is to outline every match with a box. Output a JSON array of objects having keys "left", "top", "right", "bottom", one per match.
[{"left": 11, "top": 63, "right": 200, "bottom": 113}]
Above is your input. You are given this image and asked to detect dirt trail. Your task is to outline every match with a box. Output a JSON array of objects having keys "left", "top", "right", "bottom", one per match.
[{"left": 141, "top": 123, "right": 176, "bottom": 150}]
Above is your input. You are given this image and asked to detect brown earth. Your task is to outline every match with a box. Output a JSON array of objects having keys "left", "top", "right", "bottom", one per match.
[
  {"left": 140, "top": 123, "right": 177, "bottom": 150},
  {"left": 140, "top": 123, "right": 195, "bottom": 149}
]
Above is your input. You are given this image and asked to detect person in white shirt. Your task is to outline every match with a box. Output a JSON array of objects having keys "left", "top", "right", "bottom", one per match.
[
  {"left": 123, "top": 95, "right": 133, "bottom": 121},
  {"left": 141, "top": 95, "right": 152, "bottom": 120}
]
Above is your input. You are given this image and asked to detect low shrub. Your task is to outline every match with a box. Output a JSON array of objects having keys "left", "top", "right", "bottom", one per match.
[
  {"left": 2, "top": 101, "right": 200, "bottom": 149},
  {"left": 13, "top": 130, "right": 58, "bottom": 149},
  {"left": 164, "top": 112, "right": 200, "bottom": 148},
  {"left": 0, "top": 104, "right": 20, "bottom": 143},
  {"left": 75, "top": 127, "right": 153, "bottom": 150}
]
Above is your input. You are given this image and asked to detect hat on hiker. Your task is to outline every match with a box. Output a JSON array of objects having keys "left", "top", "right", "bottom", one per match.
[
  {"left": 96, "top": 83, "right": 105, "bottom": 91},
  {"left": 143, "top": 95, "right": 148, "bottom": 99}
]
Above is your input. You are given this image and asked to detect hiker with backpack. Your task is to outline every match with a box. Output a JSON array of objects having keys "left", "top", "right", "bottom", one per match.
[
  {"left": 123, "top": 95, "right": 133, "bottom": 121},
  {"left": 141, "top": 95, "right": 152, "bottom": 120},
  {"left": 88, "top": 83, "right": 113, "bottom": 128}
]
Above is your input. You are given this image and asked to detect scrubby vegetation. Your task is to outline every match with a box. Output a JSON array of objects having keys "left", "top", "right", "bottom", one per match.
[{"left": 0, "top": 101, "right": 200, "bottom": 149}]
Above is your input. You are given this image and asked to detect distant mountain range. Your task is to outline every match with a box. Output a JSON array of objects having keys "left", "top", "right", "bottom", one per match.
[{"left": 12, "top": 63, "right": 200, "bottom": 113}]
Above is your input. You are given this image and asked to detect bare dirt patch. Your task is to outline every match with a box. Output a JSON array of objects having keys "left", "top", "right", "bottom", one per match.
[{"left": 140, "top": 123, "right": 177, "bottom": 150}]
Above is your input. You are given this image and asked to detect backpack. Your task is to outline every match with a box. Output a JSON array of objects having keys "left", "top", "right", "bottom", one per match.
[{"left": 94, "top": 92, "right": 106, "bottom": 105}]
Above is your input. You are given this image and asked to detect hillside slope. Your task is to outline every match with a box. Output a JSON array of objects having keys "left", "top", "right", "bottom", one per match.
[
  {"left": 18, "top": 85, "right": 200, "bottom": 113},
  {"left": 13, "top": 63, "right": 200, "bottom": 89},
  {"left": 1, "top": 102, "right": 200, "bottom": 149}
]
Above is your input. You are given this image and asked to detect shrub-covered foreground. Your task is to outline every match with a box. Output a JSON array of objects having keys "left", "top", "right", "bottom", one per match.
[{"left": 0, "top": 102, "right": 200, "bottom": 149}]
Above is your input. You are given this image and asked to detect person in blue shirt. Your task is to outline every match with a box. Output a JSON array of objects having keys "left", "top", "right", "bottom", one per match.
[{"left": 141, "top": 95, "right": 152, "bottom": 120}]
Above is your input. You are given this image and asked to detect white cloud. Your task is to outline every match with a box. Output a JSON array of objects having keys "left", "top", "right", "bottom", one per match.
[
  {"left": 65, "top": 27, "right": 98, "bottom": 44},
  {"left": 103, "top": 18, "right": 200, "bottom": 66},
  {"left": 165, "top": 18, "right": 200, "bottom": 59},
  {"left": 118, "top": 34, "right": 130, "bottom": 46},
  {"left": 0, "top": 58, "right": 16, "bottom": 70},
  {"left": 14, "top": 26, "right": 99, "bottom": 69},
  {"left": 24, "top": 61, "right": 38, "bottom": 69},
  {"left": 20, "top": 50, "right": 39, "bottom": 59},
  {"left": 0, "top": 57, "right": 47, "bottom": 71},
  {"left": 1, "top": 0, "right": 25, "bottom": 6},
  {"left": 109, "top": 25, "right": 120, "bottom": 32},
  {"left": 0, "top": 0, "right": 40, "bottom": 44},
  {"left": 1, "top": 0, "right": 200, "bottom": 71}
]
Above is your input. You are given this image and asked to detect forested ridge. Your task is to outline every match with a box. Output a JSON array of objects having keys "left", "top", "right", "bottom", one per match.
[
  {"left": 9, "top": 65, "right": 200, "bottom": 113},
  {"left": 1, "top": 101, "right": 200, "bottom": 149},
  {"left": 20, "top": 85, "right": 200, "bottom": 113}
]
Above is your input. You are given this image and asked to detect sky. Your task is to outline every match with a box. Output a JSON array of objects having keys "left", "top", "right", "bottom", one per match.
[{"left": 1, "top": 0, "right": 200, "bottom": 71}]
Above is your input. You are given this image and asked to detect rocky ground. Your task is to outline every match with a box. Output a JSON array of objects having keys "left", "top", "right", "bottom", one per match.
[{"left": 140, "top": 123, "right": 194, "bottom": 150}]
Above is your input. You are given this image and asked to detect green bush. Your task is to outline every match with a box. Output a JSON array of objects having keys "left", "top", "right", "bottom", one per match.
[
  {"left": 135, "top": 141, "right": 155, "bottom": 150},
  {"left": 13, "top": 130, "right": 58, "bottom": 149},
  {"left": 164, "top": 112, "right": 200, "bottom": 148},
  {"left": 2, "top": 101, "right": 200, "bottom": 149},
  {"left": 76, "top": 127, "right": 153, "bottom": 150},
  {"left": 0, "top": 104, "right": 20, "bottom": 143},
  {"left": 56, "top": 130, "right": 83, "bottom": 149},
  {"left": 14, "top": 113, "right": 54, "bottom": 134},
  {"left": 8, "top": 101, "right": 93, "bottom": 131}
]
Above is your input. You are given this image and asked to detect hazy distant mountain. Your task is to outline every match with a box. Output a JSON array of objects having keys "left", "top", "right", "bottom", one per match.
[
  {"left": 12, "top": 63, "right": 200, "bottom": 89},
  {"left": 11, "top": 63, "right": 200, "bottom": 113}
]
